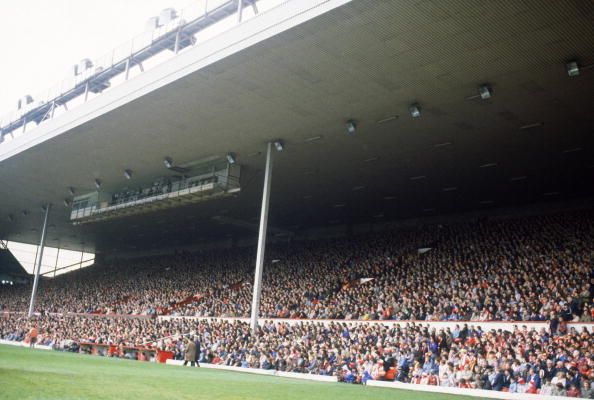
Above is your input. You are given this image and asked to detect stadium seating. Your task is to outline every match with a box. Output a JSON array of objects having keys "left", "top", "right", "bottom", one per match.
[
  {"left": 1, "top": 211, "right": 592, "bottom": 322},
  {"left": 1, "top": 314, "right": 593, "bottom": 396},
  {"left": 1, "top": 210, "right": 593, "bottom": 396}
]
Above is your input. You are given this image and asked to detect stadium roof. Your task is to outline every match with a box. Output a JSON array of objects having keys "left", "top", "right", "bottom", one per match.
[{"left": 1, "top": 0, "right": 593, "bottom": 254}]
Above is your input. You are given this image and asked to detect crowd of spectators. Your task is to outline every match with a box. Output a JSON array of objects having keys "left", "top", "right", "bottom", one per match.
[
  {"left": 1, "top": 212, "right": 592, "bottom": 323},
  {"left": 1, "top": 210, "right": 594, "bottom": 397},
  {"left": 2, "top": 313, "right": 594, "bottom": 397}
]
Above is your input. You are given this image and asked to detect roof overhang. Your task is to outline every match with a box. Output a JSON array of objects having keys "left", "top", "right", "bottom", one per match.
[{"left": 0, "top": 0, "right": 593, "bottom": 253}]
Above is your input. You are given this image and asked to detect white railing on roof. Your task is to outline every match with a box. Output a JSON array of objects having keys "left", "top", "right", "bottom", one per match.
[{"left": 0, "top": 0, "right": 275, "bottom": 143}]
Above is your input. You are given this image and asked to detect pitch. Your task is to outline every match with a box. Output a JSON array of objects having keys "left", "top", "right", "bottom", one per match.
[{"left": 0, "top": 345, "right": 480, "bottom": 400}]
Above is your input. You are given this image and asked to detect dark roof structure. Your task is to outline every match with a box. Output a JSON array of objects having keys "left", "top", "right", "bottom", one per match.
[{"left": 0, "top": 0, "right": 593, "bottom": 254}]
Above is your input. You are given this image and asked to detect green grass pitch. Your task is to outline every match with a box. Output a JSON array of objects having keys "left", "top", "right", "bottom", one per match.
[{"left": 0, "top": 345, "right": 480, "bottom": 400}]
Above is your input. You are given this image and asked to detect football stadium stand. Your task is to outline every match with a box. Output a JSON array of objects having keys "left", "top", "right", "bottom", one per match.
[{"left": 1, "top": 0, "right": 594, "bottom": 398}]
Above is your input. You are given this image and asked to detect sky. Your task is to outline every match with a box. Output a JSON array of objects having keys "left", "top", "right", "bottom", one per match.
[
  {"left": 0, "top": 0, "right": 282, "bottom": 275},
  {"left": 0, "top": 0, "right": 195, "bottom": 275},
  {"left": 0, "top": 0, "right": 192, "bottom": 116},
  {"left": 5, "top": 241, "right": 95, "bottom": 277}
]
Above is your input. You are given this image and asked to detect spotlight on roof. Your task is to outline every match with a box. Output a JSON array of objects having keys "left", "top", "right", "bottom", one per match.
[
  {"left": 226, "top": 153, "right": 236, "bottom": 164},
  {"left": 409, "top": 103, "right": 421, "bottom": 118},
  {"left": 479, "top": 85, "right": 492, "bottom": 100},
  {"left": 273, "top": 140, "right": 284, "bottom": 152},
  {"left": 124, "top": 169, "right": 133, "bottom": 180},
  {"left": 346, "top": 120, "right": 357, "bottom": 135},
  {"left": 68, "top": 187, "right": 75, "bottom": 196},
  {"left": 94, "top": 179, "right": 101, "bottom": 189},
  {"left": 63, "top": 199, "right": 71, "bottom": 207},
  {"left": 163, "top": 157, "right": 173, "bottom": 169},
  {"left": 7, "top": 214, "right": 13, "bottom": 222},
  {"left": 566, "top": 60, "right": 580, "bottom": 77}
]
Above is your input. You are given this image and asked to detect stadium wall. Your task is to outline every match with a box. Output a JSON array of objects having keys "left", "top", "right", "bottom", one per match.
[{"left": 5, "top": 311, "right": 592, "bottom": 332}]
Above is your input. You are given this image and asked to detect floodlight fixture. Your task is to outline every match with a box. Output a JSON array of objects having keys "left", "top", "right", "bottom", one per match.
[
  {"left": 566, "top": 60, "right": 580, "bottom": 77},
  {"left": 226, "top": 153, "right": 236, "bottom": 164},
  {"left": 479, "top": 85, "right": 492, "bottom": 100},
  {"left": 409, "top": 103, "right": 421, "bottom": 118},
  {"left": 68, "top": 187, "right": 75, "bottom": 196},
  {"left": 346, "top": 120, "right": 357, "bottom": 134},
  {"left": 274, "top": 140, "right": 284, "bottom": 152},
  {"left": 164, "top": 157, "right": 173, "bottom": 169},
  {"left": 94, "top": 179, "right": 101, "bottom": 189},
  {"left": 124, "top": 169, "right": 133, "bottom": 180}
]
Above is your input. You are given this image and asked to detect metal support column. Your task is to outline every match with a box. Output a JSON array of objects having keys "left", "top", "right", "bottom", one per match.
[
  {"left": 27, "top": 204, "right": 51, "bottom": 318},
  {"left": 124, "top": 59, "right": 131, "bottom": 80},
  {"left": 174, "top": 29, "right": 181, "bottom": 54},
  {"left": 79, "top": 244, "right": 85, "bottom": 269},
  {"left": 249, "top": 142, "right": 273, "bottom": 333},
  {"left": 52, "top": 247, "right": 60, "bottom": 278},
  {"left": 237, "top": 0, "right": 244, "bottom": 23}
]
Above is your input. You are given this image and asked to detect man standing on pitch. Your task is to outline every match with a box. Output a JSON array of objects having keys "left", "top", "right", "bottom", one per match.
[
  {"left": 193, "top": 336, "right": 201, "bottom": 367},
  {"left": 28, "top": 324, "right": 38, "bottom": 349},
  {"left": 183, "top": 337, "right": 197, "bottom": 367}
]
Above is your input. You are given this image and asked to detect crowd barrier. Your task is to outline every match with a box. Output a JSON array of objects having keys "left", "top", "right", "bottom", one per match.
[
  {"left": 367, "top": 380, "right": 574, "bottom": 400},
  {"left": 1, "top": 311, "right": 154, "bottom": 319},
  {"left": 158, "top": 315, "right": 594, "bottom": 333},
  {"left": 68, "top": 312, "right": 155, "bottom": 319},
  {"left": 0, "top": 338, "right": 176, "bottom": 363},
  {"left": 78, "top": 342, "right": 174, "bottom": 363},
  {"left": 4, "top": 311, "right": 593, "bottom": 334},
  {"left": 165, "top": 359, "right": 338, "bottom": 382},
  {"left": 79, "top": 341, "right": 155, "bottom": 360}
]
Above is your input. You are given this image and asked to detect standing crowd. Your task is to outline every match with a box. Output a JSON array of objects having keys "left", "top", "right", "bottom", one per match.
[{"left": 1, "top": 210, "right": 593, "bottom": 397}]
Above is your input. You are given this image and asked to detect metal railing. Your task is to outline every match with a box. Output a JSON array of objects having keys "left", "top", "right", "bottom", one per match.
[{"left": 0, "top": 0, "right": 259, "bottom": 143}]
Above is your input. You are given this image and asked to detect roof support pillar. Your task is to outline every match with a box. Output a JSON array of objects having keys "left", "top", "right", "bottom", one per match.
[
  {"left": 53, "top": 247, "right": 60, "bottom": 278},
  {"left": 174, "top": 29, "right": 181, "bottom": 54},
  {"left": 124, "top": 59, "right": 131, "bottom": 80},
  {"left": 237, "top": 0, "right": 244, "bottom": 23},
  {"left": 79, "top": 244, "right": 85, "bottom": 269},
  {"left": 28, "top": 204, "right": 50, "bottom": 318},
  {"left": 250, "top": 142, "right": 273, "bottom": 333}
]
